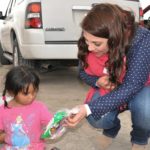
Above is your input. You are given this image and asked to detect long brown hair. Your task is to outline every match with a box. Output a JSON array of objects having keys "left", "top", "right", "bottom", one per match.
[{"left": 78, "top": 3, "right": 137, "bottom": 86}]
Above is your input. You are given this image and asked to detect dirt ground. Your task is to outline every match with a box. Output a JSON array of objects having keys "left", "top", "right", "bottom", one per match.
[{"left": 0, "top": 65, "right": 150, "bottom": 150}]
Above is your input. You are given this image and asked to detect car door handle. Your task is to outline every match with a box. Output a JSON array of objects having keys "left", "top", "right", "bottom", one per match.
[
  {"left": 72, "top": 5, "right": 91, "bottom": 11},
  {"left": 5, "top": 15, "right": 13, "bottom": 21},
  {"left": 7, "top": 15, "right": 13, "bottom": 20},
  {"left": 3, "top": 21, "right": 6, "bottom": 24}
]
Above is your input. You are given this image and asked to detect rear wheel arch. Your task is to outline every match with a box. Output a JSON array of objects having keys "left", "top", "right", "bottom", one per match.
[{"left": 10, "top": 30, "right": 35, "bottom": 68}]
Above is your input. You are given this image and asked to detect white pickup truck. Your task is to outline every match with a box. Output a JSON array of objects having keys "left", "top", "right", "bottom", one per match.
[{"left": 0, "top": 0, "right": 143, "bottom": 69}]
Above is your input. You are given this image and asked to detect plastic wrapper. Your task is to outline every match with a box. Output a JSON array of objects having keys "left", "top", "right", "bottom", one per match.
[{"left": 41, "top": 107, "right": 79, "bottom": 140}]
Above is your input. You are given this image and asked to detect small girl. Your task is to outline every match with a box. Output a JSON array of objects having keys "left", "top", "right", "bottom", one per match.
[{"left": 0, "top": 66, "right": 53, "bottom": 150}]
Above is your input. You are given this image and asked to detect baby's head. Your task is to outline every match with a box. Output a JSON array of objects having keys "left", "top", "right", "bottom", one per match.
[{"left": 2, "top": 66, "right": 40, "bottom": 107}]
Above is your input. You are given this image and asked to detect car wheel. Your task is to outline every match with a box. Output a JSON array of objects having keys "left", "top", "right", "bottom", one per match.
[
  {"left": 0, "top": 43, "right": 10, "bottom": 65},
  {"left": 13, "top": 38, "right": 35, "bottom": 68}
]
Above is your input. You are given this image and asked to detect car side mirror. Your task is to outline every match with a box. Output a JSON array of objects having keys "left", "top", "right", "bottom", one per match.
[
  {"left": 0, "top": 11, "right": 5, "bottom": 19},
  {"left": 0, "top": 11, "right": 3, "bottom": 17},
  {"left": 0, "top": 11, "right": 3, "bottom": 19}
]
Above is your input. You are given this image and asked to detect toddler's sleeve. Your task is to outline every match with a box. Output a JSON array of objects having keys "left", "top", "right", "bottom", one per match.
[
  {"left": 0, "top": 107, "right": 4, "bottom": 130},
  {"left": 40, "top": 103, "right": 53, "bottom": 126}
]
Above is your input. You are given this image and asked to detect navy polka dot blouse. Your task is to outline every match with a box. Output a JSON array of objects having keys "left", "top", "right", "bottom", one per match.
[{"left": 79, "top": 27, "right": 150, "bottom": 120}]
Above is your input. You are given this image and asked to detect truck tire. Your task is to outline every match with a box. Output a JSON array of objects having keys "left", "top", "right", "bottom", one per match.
[
  {"left": 0, "top": 43, "right": 10, "bottom": 65},
  {"left": 13, "top": 38, "right": 35, "bottom": 68}
]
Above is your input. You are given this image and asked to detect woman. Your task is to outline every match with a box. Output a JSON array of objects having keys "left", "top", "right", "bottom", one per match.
[{"left": 65, "top": 3, "right": 150, "bottom": 150}]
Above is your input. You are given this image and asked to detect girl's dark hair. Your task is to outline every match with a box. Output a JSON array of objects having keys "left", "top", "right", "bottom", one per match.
[
  {"left": 2, "top": 66, "right": 40, "bottom": 107},
  {"left": 78, "top": 3, "right": 137, "bottom": 86}
]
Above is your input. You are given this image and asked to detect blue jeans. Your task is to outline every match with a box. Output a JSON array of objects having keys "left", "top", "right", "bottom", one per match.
[{"left": 86, "top": 86, "right": 150, "bottom": 145}]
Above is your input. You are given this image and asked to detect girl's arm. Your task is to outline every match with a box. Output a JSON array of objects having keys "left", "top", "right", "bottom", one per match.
[{"left": 0, "top": 130, "right": 5, "bottom": 144}]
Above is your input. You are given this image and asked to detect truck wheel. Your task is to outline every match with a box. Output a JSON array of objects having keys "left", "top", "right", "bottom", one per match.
[
  {"left": 0, "top": 43, "right": 10, "bottom": 65},
  {"left": 13, "top": 38, "right": 35, "bottom": 68}
]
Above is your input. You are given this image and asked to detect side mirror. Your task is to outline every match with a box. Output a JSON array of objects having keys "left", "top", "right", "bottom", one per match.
[
  {"left": 0, "top": 11, "right": 3, "bottom": 19},
  {"left": 0, "top": 11, "right": 3, "bottom": 16}
]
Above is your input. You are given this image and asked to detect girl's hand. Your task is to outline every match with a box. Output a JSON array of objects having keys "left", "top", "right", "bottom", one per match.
[
  {"left": 96, "top": 75, "right": 115, "bottom": 90},
  {"left": 64, "top": 105, "right": 87, "bottom": 127}
]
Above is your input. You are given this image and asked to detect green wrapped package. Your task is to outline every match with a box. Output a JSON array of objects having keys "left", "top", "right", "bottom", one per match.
[
  {"left": 41, "top": 111, "right": 68, "bottom": 139},
  {"left": 41, "top": 108, "right": 79, "bottom": 139}
]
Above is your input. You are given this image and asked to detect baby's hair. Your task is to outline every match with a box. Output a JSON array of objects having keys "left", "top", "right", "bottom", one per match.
[{"left": 2, "top": 66, "right": 40, "bottom": 107}]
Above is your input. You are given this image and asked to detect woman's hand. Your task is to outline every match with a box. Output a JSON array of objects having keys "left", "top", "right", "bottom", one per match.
[
  {"left": 96, "top": 75, "right": 115, "bottom": 90},
  {"left": 64, "top": 105, "right": 87, "bottom": 127}
]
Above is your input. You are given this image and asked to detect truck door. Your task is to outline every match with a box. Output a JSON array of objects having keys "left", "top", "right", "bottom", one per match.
[
  {"left": 41, "top": 0, "right": 104, "bottom": 43},
  {"left": 1, "top": 0, "right": 16, "bottom": 53},
  {"left": 41, "top": 0, "right": 140, "bottom": 44}
]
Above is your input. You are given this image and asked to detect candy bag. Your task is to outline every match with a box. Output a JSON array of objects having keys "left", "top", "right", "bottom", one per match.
[{"left": 41, "top": 108, "right": 79, "bottom": 140}]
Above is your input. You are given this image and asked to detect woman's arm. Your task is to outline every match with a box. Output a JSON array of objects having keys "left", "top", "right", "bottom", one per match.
[{"left": 78, "top": 63, "right": 99, "bottom": 88}]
